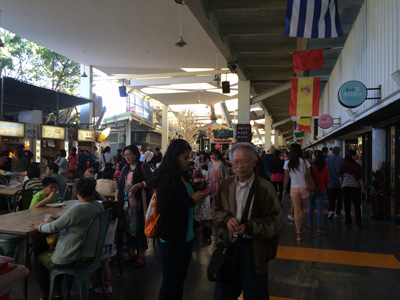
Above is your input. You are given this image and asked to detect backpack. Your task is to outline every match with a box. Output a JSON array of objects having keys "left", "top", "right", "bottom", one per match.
[{"left": 144, "top": 191, "right": 159, "bottom": 238}]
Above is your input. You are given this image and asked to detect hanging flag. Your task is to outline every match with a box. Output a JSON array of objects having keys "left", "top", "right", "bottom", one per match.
[
  {"left": 298, "top": 117, "right": 312, "bottom": 133},
  {"left": 293, "top": 49, "right": 324, "bottom": 73},
  {"left": 283, "top": 0, "right": 343, "bottom": 38},
  {"left": 290, "top": 77, "right": 320, "bottom": 117},
  {"left": 294, "top": 131, "right": 305, "bottom": 142}
]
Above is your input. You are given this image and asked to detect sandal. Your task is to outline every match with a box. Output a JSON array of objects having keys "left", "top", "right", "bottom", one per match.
[
  {"left": 133, "top": 255, "right": 146, "bottom": 268},
  {"left": 296, "top": 233, "right": 302, "bottom": 242}
]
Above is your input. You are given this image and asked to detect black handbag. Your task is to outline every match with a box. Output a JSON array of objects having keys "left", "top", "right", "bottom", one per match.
[{"left": 207, "top": 181, "right": 256, "bottom": 282}]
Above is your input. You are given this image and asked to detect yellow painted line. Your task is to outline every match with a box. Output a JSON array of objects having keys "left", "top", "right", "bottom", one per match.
[
  {"left": 277, "top": 246, "right": 400, "bottom": 269},
  {"left": 288, "top": 208, "right": 347, "bottom": 215},
  {"left": 238, "top": 295, "right": 298, "bottom": 300}
]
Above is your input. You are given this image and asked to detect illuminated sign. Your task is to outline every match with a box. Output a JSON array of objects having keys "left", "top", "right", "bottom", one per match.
[
  {"left": 41, "top": 125, "right": 65, "bottom": 140},
  {"left": 0, "top": 121, "right": 25, "bottom": 137},
  {"left": 78, "top": 130, "right": 96, "bottom": 142}
]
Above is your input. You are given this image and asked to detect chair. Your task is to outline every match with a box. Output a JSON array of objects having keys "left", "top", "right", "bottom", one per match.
[
  {"left": 49, "top": 208, "right": 113, "bottom": 300},
  {"left": 0, "top": 189, "right": 35, "bottom": 259},
  {"left": 62, "top": 182, "right": 74, "bottom": 202}
]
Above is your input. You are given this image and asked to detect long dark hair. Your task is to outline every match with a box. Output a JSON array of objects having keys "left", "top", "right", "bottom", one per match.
[
  {"left": 345, "top": 149, "right": 357, "bottom": 162},
  {"left": 313, "top": 150, "right": 326, "bottom": 172},
  {"left": 199, "top": 151, "right": 206, "bottom": 163},
  {"left": 123, "top": 144, "right": 140, "bottom": 164},
  {"left": 288, "top": 143, "right": 303, "bottom": 171},
  {"left": 211, "top": 149, "right": 225, "bottom": 163},
  {"left": 70, "top": 147, "right": 77, "bottom": 157},
  {"left": 155, "top": 139, "right": 192, "bottom": 184},
  {"left": 76, "top": 177, "right": 96, "bottom": 198}
]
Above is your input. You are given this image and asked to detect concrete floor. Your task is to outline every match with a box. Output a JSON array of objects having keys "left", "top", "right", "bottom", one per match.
[{"left": 8, "top": 194, "right": 400, "bottom": 300}]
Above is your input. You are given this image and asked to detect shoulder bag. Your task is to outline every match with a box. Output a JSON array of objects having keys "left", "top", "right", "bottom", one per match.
[
  {"left": 303, "top": 159, "right": 316, "bottom": 191},
  {"left": 207, "top": 180, "right": 256, "bottom": 282}
]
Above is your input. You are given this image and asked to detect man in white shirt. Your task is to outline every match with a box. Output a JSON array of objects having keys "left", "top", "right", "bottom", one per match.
[
  {"left": 143, "top": 147, "right": 153, "bottom": 164},
  {"left": 99, "top": 146, "right": 114, "bottom": 172},
  {"left": 211, "top": 142, "right": 282, "bottom": 300}
]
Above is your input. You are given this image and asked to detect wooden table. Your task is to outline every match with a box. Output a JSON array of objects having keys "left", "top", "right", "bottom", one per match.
[
  {"left": 0, "top": 185, "right": 22, "bottom": 196},
  {"left": 0, "top": 200, "right": 78, "bottom": 299}
]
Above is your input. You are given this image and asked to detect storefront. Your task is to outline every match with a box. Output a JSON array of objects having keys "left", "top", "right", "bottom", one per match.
[
  {"left": 40, "top": 125, "right": 67, "bottom": 166},
  {"left": 77, "top": 129, "right": 96, "bottom": 152},
  {"left": 0, "top": 121, "right": 25, "bottom": 153}
]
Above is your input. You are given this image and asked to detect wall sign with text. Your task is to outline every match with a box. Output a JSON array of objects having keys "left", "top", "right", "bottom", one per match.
[
  {"left": 0, "top": 121, "right": 25, "bottom": 137},
  {"left": 338, "top": 81, "right": 367, "bottom": 108},
  {"left": 41, "top": 125, "right": 65, "bottom": 140},
  {"left": 78, "top": 129, "right": 96, "bottom": 142},
  {"left": 236, "top": 124, "right": 252, "bottom": 143},
  {"left": 318, "top": 114, "right": 334, "bottom": 129}
]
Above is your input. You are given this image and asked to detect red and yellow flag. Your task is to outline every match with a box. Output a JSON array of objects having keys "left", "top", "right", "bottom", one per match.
[
  {"left": 298, "top": 117, "right": 312, "bottom": 133},
  {"left": 290, "top": 77, "right": 320, "bottom": 117}
]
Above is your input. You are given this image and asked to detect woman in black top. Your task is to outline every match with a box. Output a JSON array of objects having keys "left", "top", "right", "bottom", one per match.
[
  {"left": 156, "top": 139, "right": 206, "bottom": 300},
  {"left": 115, "top": 144, "right": 153, "bottom": 267},
  {"left": 269, "top": 150, "right": 285, "bottom": 202}
]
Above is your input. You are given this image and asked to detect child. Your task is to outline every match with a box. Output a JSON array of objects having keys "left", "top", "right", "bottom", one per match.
[
  {"left": 29, "top": 177, "right": 59, "bottom": 209},
  {"left": 113, "top": 161, "right": 123, "bottom": 180},
  {"left": 93, "top": 201, "right": 119, "bottom": 294},
  {"left": 201, "top": 164, "right": 208, "bottom": 178},
  {"left": 84, "top": 163, "right": 96, "bottom": 177}
]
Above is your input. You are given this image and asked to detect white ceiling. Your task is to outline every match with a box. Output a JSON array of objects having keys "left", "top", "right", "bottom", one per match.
[{"left": 0, "top": 0, "right": 228, "bottom": 102}]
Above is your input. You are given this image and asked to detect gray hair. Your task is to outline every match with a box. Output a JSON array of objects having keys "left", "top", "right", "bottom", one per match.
[{"left": 229, "top": 142, "right": 258, "bottom": 161}]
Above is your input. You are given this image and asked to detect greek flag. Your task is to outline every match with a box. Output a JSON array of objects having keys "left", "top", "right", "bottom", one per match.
[{"left": 283, "top": 0, "right": 343, "bottom": 38}]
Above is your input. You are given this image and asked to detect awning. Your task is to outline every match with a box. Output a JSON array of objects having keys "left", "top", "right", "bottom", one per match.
[{"left": 0, "top": 77, "right": 94, "bottom": 116}]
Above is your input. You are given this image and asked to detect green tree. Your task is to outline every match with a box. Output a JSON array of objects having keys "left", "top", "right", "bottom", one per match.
[{"left": 0, "top": 29, "right": 81, "bottom": 123}]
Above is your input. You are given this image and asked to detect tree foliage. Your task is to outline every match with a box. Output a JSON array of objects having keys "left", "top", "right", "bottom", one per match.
[{"left": 0, "top": 29, "right": 81, "bottom": 123}]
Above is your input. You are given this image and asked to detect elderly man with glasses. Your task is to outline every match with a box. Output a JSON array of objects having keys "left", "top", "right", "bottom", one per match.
[{"left": 211, "top": 142, "right": 282, "bottom": 300}]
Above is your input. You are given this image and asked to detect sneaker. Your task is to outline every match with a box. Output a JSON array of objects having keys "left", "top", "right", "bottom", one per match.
[
  {"left": 334, "top": 213, "right": 342, "bottom": 218},
  {"left": 328, "top": 211, "right": 334, "bottom": 219},
  {"left": 287, "top": 214, "right": 294, "bottom": 222},
  {"left": 317, "top": 230, "right": 324, "bottom": 236},
  {"left": 95, "top": 285, "right": 113, "bottom": 294},
  {"left": 88, "top": 281, "right": 94, "bottom": 290},
  {"left": 308, "top": 224, "right": 314, "bottom": 230},
  {"left": 296, "top": 233, "right": 302, "bottom": 242}
]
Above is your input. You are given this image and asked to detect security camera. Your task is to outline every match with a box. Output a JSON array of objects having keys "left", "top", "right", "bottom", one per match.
[{"left": 227, "top": 61, "right": 238, "bottom": 73}]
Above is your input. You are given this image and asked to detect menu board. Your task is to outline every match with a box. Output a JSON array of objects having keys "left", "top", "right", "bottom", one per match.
[
  {"left": 236, "top": 124, "right": 252, "bottom": 143},
  {"left": 0, "top": 121, "right": 25, "bottom": 137},
  {"left": 35, "top": 140, "right": 41, "bottom": 163},
  {"left": 41, "top": 125, "right": 65, "bottom": 140},
  {"left": 78, "top": 129, "right": 96, "bottom": 142}
]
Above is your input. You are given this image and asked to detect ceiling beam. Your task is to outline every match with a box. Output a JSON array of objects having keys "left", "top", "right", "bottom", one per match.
[
  {"left": 272, "top": 117, "right": 292, "bottom": 128},
  {"left": 250, "top": 81, "right": 291, "bottom": 104},
  {"left": 128, "top": 75, "right": 215, "bottom": 87}
]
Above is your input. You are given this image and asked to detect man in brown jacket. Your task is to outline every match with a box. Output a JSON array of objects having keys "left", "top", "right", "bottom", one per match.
[{"left": 211, "top": 142, "right": 282, "bottom": 300}]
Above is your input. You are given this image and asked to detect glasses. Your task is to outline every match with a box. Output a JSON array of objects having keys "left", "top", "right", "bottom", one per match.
[
  {"left": 231, "top": 160, "right": 252, "bottom": 166},
  {"left": 123, "top": 153, "right": 134, "bottom": 158}
]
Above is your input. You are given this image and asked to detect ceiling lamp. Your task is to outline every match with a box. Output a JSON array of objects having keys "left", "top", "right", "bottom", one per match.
[
  {"left": 0, "top": 11, "right": 5, "bottom": 47},
  {"left": 175, "top": 4, "right": 187, "bottom": 47},
  {"left": 81, "top": 50, "right": 88, "bottom": 77}
]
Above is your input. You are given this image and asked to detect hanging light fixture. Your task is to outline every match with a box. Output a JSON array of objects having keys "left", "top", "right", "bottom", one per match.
[
  {"left": 175, "top": 4, "right": 187, "bottom": 47},
  {"left": 0, "top": 10, "right": 5, "bottom": 48},
  {"left": 81, "top": 50, "right": 88, "bottom": 77}
]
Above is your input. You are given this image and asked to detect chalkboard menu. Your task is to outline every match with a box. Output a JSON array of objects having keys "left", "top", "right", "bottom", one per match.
[{"left": 236, "top": 124, "right": 252, "bottom": 143}]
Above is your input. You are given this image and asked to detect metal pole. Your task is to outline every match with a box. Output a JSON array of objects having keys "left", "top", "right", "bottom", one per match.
[
  {"left": 1, "top": 77, "right": 4, "bottom": 120},
  {"left": 56, "top": 91, "right": 59, "bottom": 125}
]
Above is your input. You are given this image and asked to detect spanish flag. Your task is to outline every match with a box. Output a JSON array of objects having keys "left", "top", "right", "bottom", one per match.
[{"left": 290, "top": 77, "right": 320, "bottom": 117}]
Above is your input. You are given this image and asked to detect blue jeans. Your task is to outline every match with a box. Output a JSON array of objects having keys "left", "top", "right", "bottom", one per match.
[
  {"left": 214, "top": 240, "right": 269, "bottom": 300},
  {"left": 159, "top": 240, "right": 193, "bottom": 300},
  {"left": 308, "top": 190, "right": 326, "bottom": 231}
]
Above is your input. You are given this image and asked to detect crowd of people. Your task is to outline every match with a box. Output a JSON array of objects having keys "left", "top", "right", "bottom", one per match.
[{"left": 0, "top": 140, "right": 364, "bottom": 300}]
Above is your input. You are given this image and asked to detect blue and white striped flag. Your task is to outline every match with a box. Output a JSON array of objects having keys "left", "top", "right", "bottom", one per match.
[{"left": 283, "top": 0, "right": 343, "bottom": 38}]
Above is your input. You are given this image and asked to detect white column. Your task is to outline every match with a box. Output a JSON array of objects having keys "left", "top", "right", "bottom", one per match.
[
  {"left": 237, "top": 80, "right": 251, "bottom": 124},
  {"left": 274, "top": 129, "right": 279, "bottom": 147},
  {"left": 161, "top": 104, "right": 169, "bottom": 153},
  {"left": 264, "top": 114, "right": 272, "bottom": 150},
  {"left": 372, "top": 128, "right": 385, "bottom": 171},
  {"left": 126, "top": 120, "right": 131, "bottom": 146},
  {"left": 80, "top": 65, "right": 93, "bottom": 129},
  {"left": 279, "top": 134, "right": 284, "bottom": 147}
]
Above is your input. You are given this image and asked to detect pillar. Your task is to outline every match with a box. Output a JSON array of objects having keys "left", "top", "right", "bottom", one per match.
[
  {"left": 80, "top": 65, "right": 93, "bottom": 129},
  {"left": 237, "top": 80, "right": 251, "bottom": 124},
  {"left": 274, "top": 129, "right": 279, "bottom": 147},
  {"left": 126, "top": 120, "right": 132, "bottom": 146},
  {"left": 264, "top": 114, "right": 272, "bottom": 150},
  {"left": 161, "top": 103, "right": 169, "bottom": 153},
  {"left": 372, "top": 128, "right": 386, "bottom": 171},
  {"left": 279, "top": 134, "right": 284, "bottom": 147}
]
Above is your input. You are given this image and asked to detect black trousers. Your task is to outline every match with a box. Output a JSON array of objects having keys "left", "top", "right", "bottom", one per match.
[
  {"left": 327, "top": 188, "right": 342, "bottom": 214},
  {"left": 271, "top": 181, "right": 283, "bottom": 202},
  {"left": 342, "top": 187, "right": 362, "bottom": 225}
]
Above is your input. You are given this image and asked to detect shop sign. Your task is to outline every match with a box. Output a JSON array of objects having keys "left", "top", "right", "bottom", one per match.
[
  {"left": 318, "top": 114, "right": 334, "bottom": 129},
  {"left": 338, "top": 81, "right": 367, "bottom": 108},
  {"left": 210, "top": 138, "right": 233, "bottom": 144},
  {"left": 0, "top": 121, "right": 25, "bottom": 137},
  {"left": 236, "top": 124, "right": 252, "bottom": 143},
  {"left": 78, "top": 129, "right": 96, "bottom": 142},
  {"left": 41, "top": 125, "right": 65, "bottom": 140}
]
